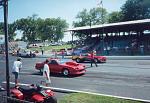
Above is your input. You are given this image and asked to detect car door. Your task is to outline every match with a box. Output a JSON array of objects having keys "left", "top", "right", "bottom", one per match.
[
  {"left": 48, "top": 60, "right": 61, "bottom": 73},
  {"left": 82, "top": 53, "right": 91, "bottom": 61}
]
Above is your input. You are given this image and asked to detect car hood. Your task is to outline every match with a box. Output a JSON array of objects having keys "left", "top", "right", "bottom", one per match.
[{"left": 61, "top": 61, "right": 85, "bottom": 68}]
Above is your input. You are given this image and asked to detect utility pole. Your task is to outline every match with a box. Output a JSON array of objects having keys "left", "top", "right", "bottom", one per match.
[
  {"left": 101, "top": 0, "right": 105, "bottom": 55},
  {"left": 0, "top": 0, "right": 10, "bottom": 96}
]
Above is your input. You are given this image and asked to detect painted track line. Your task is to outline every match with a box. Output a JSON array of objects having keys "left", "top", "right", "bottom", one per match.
[{"left": 2, "top": 81, "right": 150, "bottom": 103}]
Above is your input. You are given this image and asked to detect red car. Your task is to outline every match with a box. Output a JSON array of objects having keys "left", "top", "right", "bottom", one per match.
[
  {"left": 35, "top": 58, "right": 86, "bottom": 76},
  {"left": 72, "top": 53, "right": 106, "bottom": 63}
]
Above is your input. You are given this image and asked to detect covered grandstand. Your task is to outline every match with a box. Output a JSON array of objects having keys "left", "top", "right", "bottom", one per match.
[{"left": 67, "top": 19, "right": 150, "bottom": 56}]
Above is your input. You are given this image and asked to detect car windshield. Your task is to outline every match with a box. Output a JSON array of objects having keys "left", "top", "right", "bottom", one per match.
[{"left": 57, "top": 59, "right": 71, "bottom": 64}]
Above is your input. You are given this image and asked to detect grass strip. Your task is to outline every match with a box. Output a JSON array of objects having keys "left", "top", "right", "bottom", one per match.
[{"left": 58, "top": 93, "right": 142, "bottom": 103}]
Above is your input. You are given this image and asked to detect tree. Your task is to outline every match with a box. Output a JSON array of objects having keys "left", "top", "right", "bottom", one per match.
[
  {"left": 89, "top": 7, "right": 107, "bottom": 25},
  {"left": 73, "top": 7, "right": 107, "bottom": 27},
  {"left": 73, "top": 9, "right": 89, "bottom": 27},
  {"left": 15, "top": 15, "right": 38, "bottom": 42},
  {"left": 108, "top": 11, "right": 122, "bottom": 23},
  {"left": 0, "top": 22, "right": 17, "bottom": 41},
  {"left": 37, "top": 17, "right": 68, "bottom": 42},
  {"left": 121, "top": 0, "right": 150, "bottom": 21},
  {"left": 73, "top": 7, "right": 107, "bottom": 39}
]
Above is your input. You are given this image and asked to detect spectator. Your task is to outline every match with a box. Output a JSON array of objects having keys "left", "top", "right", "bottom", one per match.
[
  {"left": 41, "top": 48, "right": 44, "bottom": 55},
  {"left": 17, "top": 48, "right": 20, "bottom": 56},
  {"left": 61, "top": 49, "right": 65, "bottom": 59},
  {"left": 42, "top": 59, "right": 51, "bottom": 86},
  {"left": 54, "top": 50, "right": 57, "bottom": 59},
  {"left": 12, "top": 57, "right": 22, "bottom": 87}
]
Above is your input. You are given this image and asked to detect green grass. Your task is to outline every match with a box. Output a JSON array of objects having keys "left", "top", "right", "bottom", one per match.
[
  {"left": 29, "top": 44, "right": 72, "bottom": 52},
  {"left": 58, "top": 93, "right": 142, "bottom": 103}
]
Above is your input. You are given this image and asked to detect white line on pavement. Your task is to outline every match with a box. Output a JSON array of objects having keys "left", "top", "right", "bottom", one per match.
[{"left": 2, "top": 81, "right": 150, "bottom": 103}]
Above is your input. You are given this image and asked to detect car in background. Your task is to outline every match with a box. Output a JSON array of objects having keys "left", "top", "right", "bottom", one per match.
[
  {"left": 18, "top": 49, "right": 36, "bottom": 58},
  {"left": 72, "top": 48, "right": 87, "bottom": 55},
  {"left": 35, "top": 58, "right": 86, "bottom": 76},
  {"left": 72, "top": 53, "right": 106, "bottom": 63}
]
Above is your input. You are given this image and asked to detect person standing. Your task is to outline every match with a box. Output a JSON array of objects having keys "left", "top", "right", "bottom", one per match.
[
  {"left": 17, "top": 48, "right": 20, "bottom": 56},
  {"left": 12, "top": 57, "right": 22, "bottom": 87},
  {"left": 61, "top": 49, "right": 65, "bottom": 59},
  {"left": 41, "top": 48, "right": 44, "bottom": 55},
  {"left": 43, "top": 59, "right": 51, "bottom": 86},
  {"left": 90, "top": 50, "right": 98, "bottom": 67}
]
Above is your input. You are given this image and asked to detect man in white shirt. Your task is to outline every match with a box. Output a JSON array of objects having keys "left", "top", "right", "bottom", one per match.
[
  {"left": 43, "top": 59, "right": 51, "bottom": 86},
  {"left": 12, "top": 57, "right": 22, "bottom": 87}
]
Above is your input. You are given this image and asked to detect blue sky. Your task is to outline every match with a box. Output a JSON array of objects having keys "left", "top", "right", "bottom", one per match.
[{"left": 0, "top": 0, "right": 127, "bottom": 41}]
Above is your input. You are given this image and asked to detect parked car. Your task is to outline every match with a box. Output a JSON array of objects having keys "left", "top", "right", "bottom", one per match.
[
  {"left": 18, "top": 49, "right": 36, "bottom": 58},
  {"left": 35, "top": 58, "right": 86, "bottom": 76},
  {"left": 28, "top": 44, "right": 40, "bottom": 48},
  {"left": 72, "top": 53, "right": 106, "bottom": 63}
]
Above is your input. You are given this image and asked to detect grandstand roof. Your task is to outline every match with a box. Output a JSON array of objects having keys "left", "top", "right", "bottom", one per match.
[{"left": 67, "top": 19, "right": 150, "bottom": 34}]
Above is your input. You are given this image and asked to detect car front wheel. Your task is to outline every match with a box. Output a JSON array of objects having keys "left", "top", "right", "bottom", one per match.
[
  {"left": 76, "top": 58, "right": 81, "bottom": 63},
  {"left": 62, "top": 69, "right": 69, "bottom": 76}
]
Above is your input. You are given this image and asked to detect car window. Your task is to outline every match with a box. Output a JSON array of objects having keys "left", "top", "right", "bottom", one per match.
[
  {"left": 49, "top": 60, "right": 58, "bottom": 65},
  {"left": 82, "top": 53, "right": 88, "bottom": 56}
]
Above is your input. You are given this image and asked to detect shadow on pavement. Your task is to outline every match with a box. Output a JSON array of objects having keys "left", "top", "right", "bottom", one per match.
[{"left": 31, "top": 72, "right": 85, "bottom": 78}]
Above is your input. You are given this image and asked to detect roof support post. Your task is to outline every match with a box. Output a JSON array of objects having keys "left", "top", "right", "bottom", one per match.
[{"left": 71, "top": 31, "right": 74, "bottom": 50}]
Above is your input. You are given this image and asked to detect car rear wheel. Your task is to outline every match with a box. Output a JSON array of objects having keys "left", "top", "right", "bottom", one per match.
[
  {"left": 40, "top": 68, "right": 43, "bottom": 75},
  {"left": 62, "top": 69, "right": 69, "bottom": 76},
  {"left": 76, "top": 58, "right": 81, "bottom": 63}
]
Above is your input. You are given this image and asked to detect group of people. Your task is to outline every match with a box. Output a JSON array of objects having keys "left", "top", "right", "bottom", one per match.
[{"left": 12, "top": 57, "right": 51, "bottom": 87}]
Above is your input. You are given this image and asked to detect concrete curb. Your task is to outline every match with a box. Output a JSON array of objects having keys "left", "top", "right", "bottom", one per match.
[{"left": 3, "top": 82, "right": 150, "bottom": 103}]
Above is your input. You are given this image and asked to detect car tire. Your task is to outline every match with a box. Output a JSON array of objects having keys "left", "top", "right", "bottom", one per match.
[
  {"left": 62, "top": 69, "right": 69, "bottom": 76},
  {"left": 40, "top": 69, "right": 43, "bottom": 75},
  {"left": 76, "top": 58, "right": 81, "bottom": 63}
]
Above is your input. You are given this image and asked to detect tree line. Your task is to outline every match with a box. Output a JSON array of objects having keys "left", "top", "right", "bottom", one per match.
[{"left": 0, "top": 15, "right": 68, "bottom": 43}]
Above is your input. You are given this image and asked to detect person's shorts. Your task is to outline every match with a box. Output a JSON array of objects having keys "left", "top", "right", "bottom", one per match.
[{"left": 12, "top": 72, "right": 19, "bottom": 79}]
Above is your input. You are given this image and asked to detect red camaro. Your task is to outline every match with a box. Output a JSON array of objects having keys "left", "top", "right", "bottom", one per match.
[
  {"left": 72, "top": 53, "right": 106, "bottom": 63},
  {"left": 35, "top": 58, "right": 86, "bottom": 76}
]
